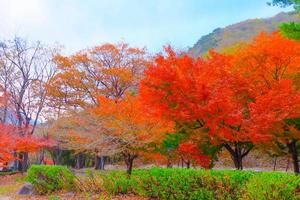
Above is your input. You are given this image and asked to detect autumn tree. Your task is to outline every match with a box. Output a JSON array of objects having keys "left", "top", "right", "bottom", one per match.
[
  {"left": 46, "top": 42, "right": 147, "bottom": 169},
  {"left": 47, "top": 110, "right": 121, "bottom": 169},
  {"left": 0, "top": 37, "right": 57, "bottom": 171},
  {"left": 249, "top": 80, "right": 300, "bottom": 173},
  {"left": 178, "top": 142, "right": 211, "bottom": 169},
  {"left": 0, "top": 122, "right": 51, "bottom": 171},
  {"left": 93, "top": 94, "right": 173, "bottom": 176},
  {"left": 47, "top": 42, "right": 146, "bottom": 110},
  {"left": 140, "top": 47, "right": 273, "bottom": 170},
  {"left": 158, "top": 125, "right": 220, "bottom": 169},
  {"left": 233, "top": 32, "right": 300, "bottom": 173}
]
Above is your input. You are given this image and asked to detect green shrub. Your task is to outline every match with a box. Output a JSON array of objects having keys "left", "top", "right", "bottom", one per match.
[
  {"left": 27, "top": 165, "right": 75, "bottom": 194},
  {"left": 101, "top": 171, "right": 132, "bottom": 195},
  {"left": 27, "top": 166, "right": 300, "bottom": 199},
  {"left": 241, "top": 172, "right": 300, "bottom": 200},
  {"left": 99, "top": 168, "right": 300, "bottom": 200}
]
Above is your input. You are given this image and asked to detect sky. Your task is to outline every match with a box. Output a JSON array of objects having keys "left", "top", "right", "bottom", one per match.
[{"left": 0, "top": 0, "right": 292, "bottom": 54}]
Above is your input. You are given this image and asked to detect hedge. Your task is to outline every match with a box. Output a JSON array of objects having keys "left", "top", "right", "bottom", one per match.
[
  {"left": 28, "top": 166, "right": 300, "bottom": 199},
  {"left": 27, "top": 165, "right": 75, "bottom": 194},
  {"left": 101, "top": 168, "right": 300, "bottom": 200}
]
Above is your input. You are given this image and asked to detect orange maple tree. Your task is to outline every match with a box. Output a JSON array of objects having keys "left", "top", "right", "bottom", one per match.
[
  {"left": 0, "top": 123, "right": 51, "bottom": 169},
  {"left": 233, "top": 32, "right": 300, "bottom": 173},
  {"left": 249, "top": 80, "right": 300, "bottom": 173},
  {"left": 233, "top": 31, "right": 300, "bottom": 91},
  {"left": 47, "top": 42, "right": 147, "bottom": 110},
  {"left": 140, "top": 47, "right": 270, "bottom": 169},
  {"left": 141, "top": 32, "right": 300, "bottom": 171},
  {"left": 45, "top": 42, "right": 147, "bottom": 169},
  {"left": 178, "top": 142, "right": 211, "bottom": 169},
  {"left": 93, "top": 94, "right": 173, "bottom": 175}
]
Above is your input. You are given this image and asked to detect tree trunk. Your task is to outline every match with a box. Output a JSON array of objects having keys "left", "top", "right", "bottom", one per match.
[
  {"left": 273, "top": 157, "right": 277, "bottom": 171},
  {"left": 287, "top": 140, "right": 299, "bottom": 174},
  {"left": 38, "top": 150, "right": 45, "bottom": 164},
  {"left": 76, "top": 153, "right": 85, "bottom": 169},
  {"left": 94, "top": 156, "right": 106, "bottom": 170},
  {"left": 223, "top": 143, "right": 253, "bottom": 170},
  {"left": 55, "top": 149, "right": 62, "bottom": 165},
  {"left": 122, "top": 152, "right": 137, "bottom": 177},
  {"left": 126, "top": 158, "right": 134, "bottom": 176},
  {"left": 286, "top": 157, "right": 290, "bottom": 172},
  {"left": 17, "top": 152, "right": 29, "bottom": 173},
  {"left": 13, "top": 151, "right": 18, "bottom": 170},
  {"left": 167, "top": 159, "right": 173, "bottom": 168},
  {"left": 186, "top": 160, "right": 191, "bottom": 169}
]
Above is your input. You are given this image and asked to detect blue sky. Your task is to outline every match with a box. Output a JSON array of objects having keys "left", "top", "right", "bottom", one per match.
[{"left": 0, "top": 0, "right": 292, "bottom": 54}]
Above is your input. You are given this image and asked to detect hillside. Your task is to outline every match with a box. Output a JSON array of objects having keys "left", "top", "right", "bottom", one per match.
[{"left": 188, "top": 12, "right": 299, "bottom": 57}]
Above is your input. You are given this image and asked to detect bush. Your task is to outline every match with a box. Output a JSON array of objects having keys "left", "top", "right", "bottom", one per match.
[
  {"left": 99, "top": 171, "right": 132, "bottom": 195},
  {"left": 99, "top": 168, "right": 300, "bottom": 200},
  {"left": 241, "top": 172, "right": 300, "bottom": 200},
  {"left": 27, "top": 166, "right": 300, "bottom": 199},
  {"left": 73, "top": 169, "right": 105, "bottom": 193},
  {"left": 27, "top": 165, "right": 75, "bottom": 194}
]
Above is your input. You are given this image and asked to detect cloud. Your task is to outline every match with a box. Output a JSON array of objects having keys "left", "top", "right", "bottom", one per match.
[
  {"left": 0, "top": 0, "right": 48, "bottom": 38},
  {"left": 0, "top": 0, "right": 294, "bottom": 54}
]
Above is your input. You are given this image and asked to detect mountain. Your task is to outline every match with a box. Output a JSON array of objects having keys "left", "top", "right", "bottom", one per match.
[{"left": 188, "top": 12, "right": 299, "bottom": 57}]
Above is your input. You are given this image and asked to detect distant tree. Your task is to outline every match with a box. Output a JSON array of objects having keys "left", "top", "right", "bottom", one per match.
[
  {"left": 268, "top": 0, "right": 295, "bottom": 7},
  {"left": 48, "top": 110, "right": 119, "bottom": 168},
  {"left": 0, "top": 37, "right": 57, "bottom": 171},
  {"left": 158, "top": 126, "right": 220, "bottom": 169},
  {"left": 269, "top": 0, "right": 300, "bottom": 39},
  {"left": 178, "top": 142, "right": 211, "bottom": 169}
]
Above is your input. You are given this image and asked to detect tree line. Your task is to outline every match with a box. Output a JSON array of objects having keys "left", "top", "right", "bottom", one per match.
[{"left": 0, "top": 0, "right": 299, "bottom": 175}]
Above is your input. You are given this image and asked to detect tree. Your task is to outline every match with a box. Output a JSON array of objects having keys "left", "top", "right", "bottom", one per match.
[
  {"left": 93, "top": 94, "right": 173, "bottom": 176},
  {"left": 0, "top": 37, "right": 57, "bottom": 171},
  {"left": 48, "top": 110, "right": 120, "bottom": 169},
  {"left": 249, "top": 80, "right": 300, "bottom": 173},
  {"left": 269, "top": 0, "right": 300, "bottom": 39},
  {"left": 140, "top": 47, "right": 266, "bottom": 170},
  {"left": 47, "top": 42, "right": 146, "bottom": 110},
  {"left": 0, "top": 123, "right": 51, "bottom": 170},
  {"left": 233, "top": 32, "right": 300, "bottom": 89},
  {"left": 178, "top": 142, "right": 211, "bottom": 169},
  {"left": 158, "top": 125, "right": 220, "bottom": 169},
  {"left": 46, "top": 42, "right": 147, "bottom": 169},
  {"left": 234, "top": 31, "right": 300, "bottom": 173}
]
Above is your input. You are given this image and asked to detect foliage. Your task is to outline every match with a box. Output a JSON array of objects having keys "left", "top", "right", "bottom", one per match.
[
  {"left": 141, "top": 32, "right": 300, "bottom": 171},
  {"left": 47, "top": 42, "right": 147, "bottom": 111},
  {"left": 280, "top": 21, "right": 300, "bottom": 39},
  {"left": 270, "top": 0, "right": 300, "bottom": 40},
  {"left": 178, "top": 142, "right": 211, "bottom": 169},
  {"left": 92, "top": 94, "right": 174, "bottom": 174},
  {"left": 84, "top": 168, "right": 300, "bottom": 200},
  {"left": 0, "top": 123, "right": 51, "bottom": 166},
  {"left": 242, "top": 172, "right": 300, "bottom": 200},
  {"left": 27, "top": 165, "right": 75, "bottom": 194},
  {"left": 140, "top": 47, "right": 263, "bottom": 169}
]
